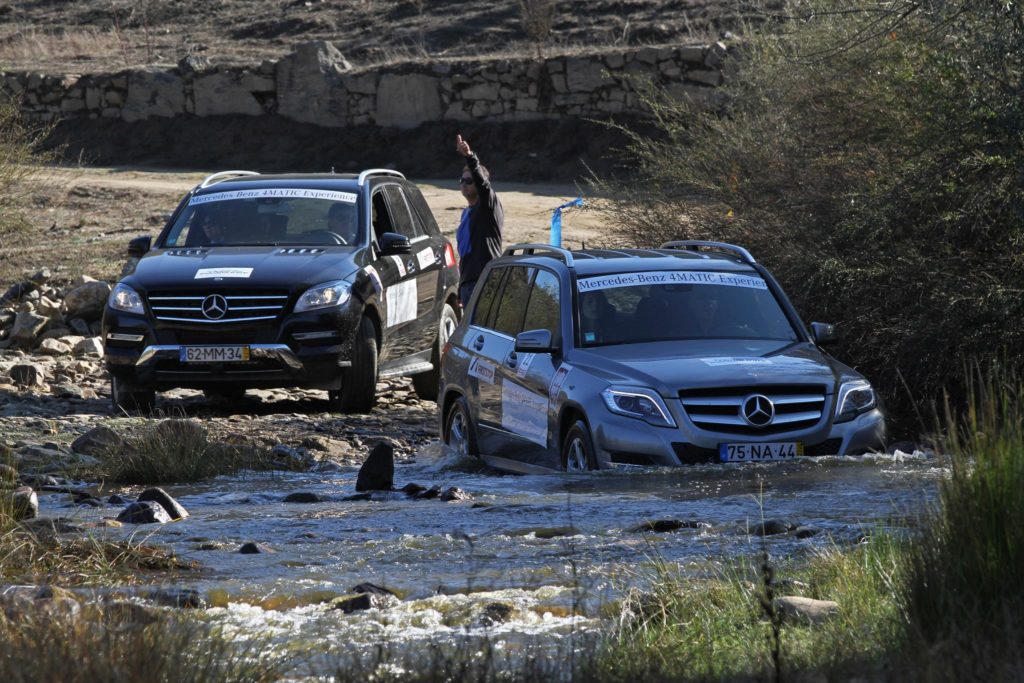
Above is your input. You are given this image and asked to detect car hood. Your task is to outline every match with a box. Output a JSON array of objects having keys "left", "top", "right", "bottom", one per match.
[
  {"left": 125, "top": 247, "right": 361, "bottom": 292},
  {"left": 568, "top": 339, "right": 846, "bottom": 397}
]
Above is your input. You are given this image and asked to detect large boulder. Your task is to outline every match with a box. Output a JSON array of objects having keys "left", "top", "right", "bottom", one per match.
[
  {"left": 774, "top": 596, "right": 839, "bottom": 625},
  {"left": 193, "top": 70, "right": 263, "bottom": 117},
  {"left": 71, "top": 425, "right": 126, "bottom": 456},
  {"left": 375, "top": 73, "right": 441, "bottom": 129},
  {"left": 122, "top": 68, "right": 185, "bottom": 122},
  {"left": 9, "top": 311, "right": 48, "bottom": 348},
  {"left": 137, "top": 487, "right": 189, "bottom": 520},
  {"left": 275, "top": 41, "right": 350, "bottom": 127},
  {"left": 116, "top": 501, "right": 172, "bottom": 524},
  {"left": 62, "top": 280, "right": 111, "bottom": 321},
  {"left": 355, "top": 441, "right": 394, "bottom": 492}
]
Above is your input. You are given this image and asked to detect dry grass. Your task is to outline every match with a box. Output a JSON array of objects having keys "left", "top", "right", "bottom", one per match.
[{"left": 0, "top": 25, "right": 145, "bottom": 68}]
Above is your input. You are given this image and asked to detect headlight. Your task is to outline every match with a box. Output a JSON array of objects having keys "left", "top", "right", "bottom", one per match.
[
  {"left": 294, "top": 280, "right": 352, "bottom": 312},
  {"left": 108, "top": 283, "right": 145, "bottom": 315},
  {"left": 601, "top": 386, "right": 677, "bottom": 428},
  {"left": 835, "top": 380, "right": 876, "bottom": 423}
]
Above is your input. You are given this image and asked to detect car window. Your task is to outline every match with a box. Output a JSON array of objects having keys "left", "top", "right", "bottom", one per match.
[
  {"left": 576, "top": 270, "right": 798, "bottom": 346},
  {"left": 382, "top": 185, "right": 421, "bottom": 239},
  {"left": 404, "top": 186, "right": 440, "bottom": 237},
  {"left": 492, "top": 266, "right": 535, "bottom": 337},
  {"left": 371, "top": 191, "right": 393, "bottom": 240},
  {"left": 522, "top": 269, "right": 561, "bottom": 340},
  {"left": 471, "top": 267, "right": 506, "bottom": 328}
]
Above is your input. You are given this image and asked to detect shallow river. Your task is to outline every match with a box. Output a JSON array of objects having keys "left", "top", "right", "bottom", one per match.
[{"left": 47, "top": 445, "right": 945, "bottom": 673}]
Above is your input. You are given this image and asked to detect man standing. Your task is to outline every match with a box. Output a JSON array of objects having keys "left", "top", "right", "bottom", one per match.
[{"left": 455, "top": 134, "right": 504, "bottom": 307}]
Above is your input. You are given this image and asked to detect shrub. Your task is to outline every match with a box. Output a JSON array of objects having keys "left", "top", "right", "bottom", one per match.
[
  {"left": 594, "top": 0, "right": 1024, "bottom": 435},
  {"left": 0, "top": 100, "right": 51, "bottom": 236}
]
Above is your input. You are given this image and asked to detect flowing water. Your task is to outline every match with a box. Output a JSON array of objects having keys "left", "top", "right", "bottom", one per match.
[{"left": 44, "top": 444, "right": 945, "bottom": 674}]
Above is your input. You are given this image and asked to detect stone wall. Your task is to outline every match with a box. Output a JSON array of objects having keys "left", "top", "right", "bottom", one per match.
[{"left": 0, "top": 41, "right": 727, "bottom": 130}]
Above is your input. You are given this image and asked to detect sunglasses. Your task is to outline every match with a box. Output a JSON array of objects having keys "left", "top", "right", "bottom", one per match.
[{"left": 459, "top": 177, "right": 474, "bottom": 185}]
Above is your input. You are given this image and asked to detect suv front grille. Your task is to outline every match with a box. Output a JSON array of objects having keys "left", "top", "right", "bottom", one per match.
[
  {"left": 147, "top": 289, "right": 290, "bottom": 324},
  {"left": 679, "top": 384, "right": 827, "bottom": 435}
]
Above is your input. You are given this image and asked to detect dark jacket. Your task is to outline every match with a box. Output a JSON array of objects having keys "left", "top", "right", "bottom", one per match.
[{"left": 459, "top": 152, "right": 504, "bottom": 286}]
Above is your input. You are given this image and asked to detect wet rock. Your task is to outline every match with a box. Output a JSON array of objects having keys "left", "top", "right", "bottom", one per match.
[
  {"left": 9, "top": 363, "right": 46, "bottom": 387},
  {"left": 282, "top": 491, "right": 321, "bottom": 503},
  {"left": 196, "top": 540, "right": 228, "bottom": 551},
  {"left": 400, "top": 482, "right": 426, "bottom": 496},
  {"left": 441, "top": 486, "right": 473, "bottom": 502},
  {"left": 471, "top": 502, "right": 495, "bottom": 509},
  {"left": 774, "top": 596, "right": 839, "bottom": 625},
  {"left": 329, "top": 591, "right": 398, "bottom": 613},
  {"left": 62, "top": 280, "right": 111, "bottom": 320},
  {"left": 74, "top": 497, "right": 103, "bottom": 508},
  {"left": 355, "top": 441, "right": 394, "bottom": 492},
  {"left": 137, "top": 487, "right": 189, "bottom": 520},
  {"left": 9, "top": 311, "right": 48, "bottom": 348},
  {"left": 71, "top": 425, "right": 126, "bottom": 456},
  {"left": 37, "top": 338, "right": 71, "bottom": 356},
  {"left": 631, "top": 519, "right": 711, "bottom": 533},
  {"left": 270, "top": 443, "right": 313, "bottom": 470},
  {"left": 481, "top": 601, "right": 515, "bottom": 625},
  {"left": 341, "top": 493, "right": 372, "bottom": 501},
  {"left": 142, "top": 588, "right": 207, "bottom": 609},
  {"left": 72, "top": 337, "right": 104, "bottom": 357},
  {"left": 238, "top": 541, "right": 267, "bottom": 554},
  {"left": 416, "top": 485, "right": 441, "bottom": 500},
  {"left": 18, "top": 473, "right": 60, "bottom": 488},
  {"left": 510, "top": 526, "right": 580, "bottom": 539},
  {"left": 6, "top": 486, "right": 38, "bottom": 520},
  {"left": 116, "top": 500, "right": 172, "bottom": 524},
  {"left": 107, "top": 494, "right": 129, "bottom": 505},
  {"left": 154, "top": 419, "right": 206, "bottom": 443},
  {"left": 351, "top": 582, "right": 398, "bottom": 598},
  {"left": 793, "top": 526, "right": 823, "bottom": 539},
  {"left": 749, "top": 519, "right": 795, "bottom": 536}
]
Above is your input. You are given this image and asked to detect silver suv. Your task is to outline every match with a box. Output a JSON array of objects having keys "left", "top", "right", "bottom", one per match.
[{"left": 438, "top": 241, "right": 885, "bottom": 473}]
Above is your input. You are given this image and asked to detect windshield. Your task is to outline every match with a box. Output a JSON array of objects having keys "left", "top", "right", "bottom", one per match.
[
  {"left": 162, "top": 188, "right": 361, "bottom": 248},
  {"left": 576, "top": 270, "right": 798, "bottom": 346}
]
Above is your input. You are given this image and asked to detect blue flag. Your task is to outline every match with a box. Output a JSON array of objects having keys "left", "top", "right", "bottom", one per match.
[{"left": 550, "top": 197, "right": 584, "bottom": 247}]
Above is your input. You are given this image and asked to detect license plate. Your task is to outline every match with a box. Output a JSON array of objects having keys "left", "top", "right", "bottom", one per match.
[
  {"left": 719, "top": 442, "right": 803, "bottom": 463},
  {"left": 179, "top": 346, "right": 250, "bottom": 363}
]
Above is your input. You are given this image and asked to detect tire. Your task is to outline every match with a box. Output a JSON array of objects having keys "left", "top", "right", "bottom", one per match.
[
  {"left": 444, "top": 395, "right": 478, "bottom": 458},
  {"left": 412, "top": 302, "right": 459, "bottom": 402},
  {"left": 332, "top": 315, "right": 378, "bottom": 414},
  {"left": 561, "top": 419, "right": 597, "bottom": 472},
  {"left": 111, "top": 375, "right": 156, "bottom": 414}
]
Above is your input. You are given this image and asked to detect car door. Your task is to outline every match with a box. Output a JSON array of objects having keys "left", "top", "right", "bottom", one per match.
[
  {"left": 472, "top": 265, "right": 534, "bottom": 457},
  {"left": 370, "top": 186, "right": 419, "bottom": 361},
  {"left": 492, "top": 268, "right": 563, "bottom": 468},
  {"left": 382, "top": 184, "right": 438, "bottom": 354}
]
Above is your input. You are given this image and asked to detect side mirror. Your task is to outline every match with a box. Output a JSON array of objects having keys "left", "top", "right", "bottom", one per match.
[
  {"left": 127, "top": 235, "right": 151, "bottom": 257},
  {"left": 810, "top": 322, "right": 837, "bottom": 346},
  {"left": 515, "top": 329, "right": 558, "bottom": 354},
  {"left": 379, "top": 232, "right": 411, "bottom": 255}
]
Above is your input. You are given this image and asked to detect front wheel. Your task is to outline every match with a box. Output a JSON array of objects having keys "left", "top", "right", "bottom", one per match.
[
  {"left": 412, "top": 302, "right": 459, "bottom": 402},
  {"left": 561, "top": 419, "right": 597, "bottom": 472},
  {"left": 331, "top": 315, "right": 378, "bottom": 414},
  {"left": 444, "top": 395, "right": 478, "bottom": 458},
  {"left": 111, "top": 375, "right": 156, "bottom": 414}
]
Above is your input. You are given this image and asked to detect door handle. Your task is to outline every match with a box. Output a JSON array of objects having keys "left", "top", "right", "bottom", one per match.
[
  {"left": 505, "top": 351, "right": 518, "bottom": 368},
  {"left": 472, "top": 335, "right": 485, "bottom": 351}
]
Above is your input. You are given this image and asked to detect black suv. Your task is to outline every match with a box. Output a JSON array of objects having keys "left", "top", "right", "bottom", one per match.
[{"left": 103, "top": 169, "right": 460, "bottom": 413}]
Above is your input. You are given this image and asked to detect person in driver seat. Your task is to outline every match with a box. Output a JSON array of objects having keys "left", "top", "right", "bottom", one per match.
[{"left": 327, "top": 202, "right": 359, "bottom": 245}]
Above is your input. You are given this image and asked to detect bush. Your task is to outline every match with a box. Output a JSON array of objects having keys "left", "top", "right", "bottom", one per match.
[
  {"left": 0, "top": 100, "right": 52, "bottom": 235},
  {"left": 897, "top": 364, "right": 1024, "bottom": 679},
  {"left": 594, "top": 0, "right": 1024, "bottom": 435}
]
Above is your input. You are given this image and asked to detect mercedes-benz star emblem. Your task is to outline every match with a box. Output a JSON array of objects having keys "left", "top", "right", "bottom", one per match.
[
  {"left": 742, "top": 394, "right": 775, "bottom": 427},
  {"left": 201, "top": 294, "right": 228, "bottom": 320}
]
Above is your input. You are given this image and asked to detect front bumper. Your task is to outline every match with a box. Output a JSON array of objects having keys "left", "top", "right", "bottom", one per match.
[
  {"left": 590, "top": 407, "right": 887, "bottom": 467},
  {"left": 102, "top": 304, "right": 360, "bottom": 391}
]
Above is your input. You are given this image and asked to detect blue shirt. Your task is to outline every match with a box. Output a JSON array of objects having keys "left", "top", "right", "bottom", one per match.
[{"left": 456, "top": 205, "right": 475, "bottom": 259}]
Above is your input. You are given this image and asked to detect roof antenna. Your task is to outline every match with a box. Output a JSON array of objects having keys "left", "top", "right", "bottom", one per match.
[{"left": 330, "top": 166, "right": 336, "bottom": 174}]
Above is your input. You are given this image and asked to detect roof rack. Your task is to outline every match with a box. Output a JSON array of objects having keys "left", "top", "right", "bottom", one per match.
[
  {"left": 357, "top": 169, "right": 406, "bottom": 186},
  {"left": 503, "top": 243, "right": 575, "bottom": 267},
  {"left": 660, "top": 240, "right": 756, "bottom": 264},
  {"left": 199, "top": 170, "right": 260, "bottom": 189}
]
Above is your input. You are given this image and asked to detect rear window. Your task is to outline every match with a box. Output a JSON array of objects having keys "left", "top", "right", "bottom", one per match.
[{"left": 576, "top": 270, "right": 797, "bottom": 346}]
